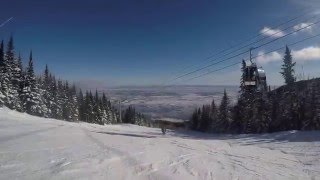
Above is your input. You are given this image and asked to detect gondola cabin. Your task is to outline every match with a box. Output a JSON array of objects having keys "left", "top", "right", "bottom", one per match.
[
  {"left": 244, "top": 63, "right": 267, "bottom": 92},
  {"left": 244, "top": 63, "right": 258, "bottom": 86}
]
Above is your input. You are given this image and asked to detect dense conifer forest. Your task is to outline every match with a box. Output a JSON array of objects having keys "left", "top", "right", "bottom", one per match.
[{"left": 0, "top": 36, "right": 148, "bottom": 126}]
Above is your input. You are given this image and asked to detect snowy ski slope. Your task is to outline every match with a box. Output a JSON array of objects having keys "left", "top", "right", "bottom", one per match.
[{"left": 0, "top": 107, "right": 319, "bottom": 180}]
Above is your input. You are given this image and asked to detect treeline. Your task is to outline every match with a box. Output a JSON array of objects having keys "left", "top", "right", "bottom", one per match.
[
  {"left": 190, "top": 90, "right": 233, "bottom": 133},
  {"left": 0, "top": 36, "right": 147, "bottom": 126},
  {"left": 190, "top": 46, "right": 320, "bottom": 134},
  {"left": 122, "top": 105, "right": 150, "bottom": 126}
]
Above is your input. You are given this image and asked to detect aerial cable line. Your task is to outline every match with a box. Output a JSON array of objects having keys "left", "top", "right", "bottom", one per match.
[
  {"left": 182, "top": 31, "right": 320, "bottom": 82},
  {"left": 167, "top": 18, "right": 320, "bottom": 83},
  {"left": 0, "top": 17, "right": 13, "bottom": 28},
  {"left": 171, "top": 14, "right": 319, "bottom": 81},
  {"left": 166, "top": 13, "right": 318, "bottom": 84},
  {"left": 170, "top": 10, "right": 313, "bottom": 76}
]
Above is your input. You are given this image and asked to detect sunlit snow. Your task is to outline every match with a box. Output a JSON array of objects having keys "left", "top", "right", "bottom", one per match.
[{"left": 0, "top": 107, "right": 319, "bottom": 180}]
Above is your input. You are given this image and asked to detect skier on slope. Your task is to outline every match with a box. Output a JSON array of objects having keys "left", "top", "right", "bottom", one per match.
[{"left": 160, "top": 123, "right": 166, "bottom": 135}]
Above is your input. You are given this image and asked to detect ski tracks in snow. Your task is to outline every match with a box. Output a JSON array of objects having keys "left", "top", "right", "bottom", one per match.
[
  {"left": 1, "top": 109, "right": 319, "bottom": 180},
  {"left": 80, "top": 127, "right": 172, "bottom": 180}
]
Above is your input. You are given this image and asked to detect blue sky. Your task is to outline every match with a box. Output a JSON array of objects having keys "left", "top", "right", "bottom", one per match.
[{"left": 1, "top": 0, "right": 320, "bottom": 87}]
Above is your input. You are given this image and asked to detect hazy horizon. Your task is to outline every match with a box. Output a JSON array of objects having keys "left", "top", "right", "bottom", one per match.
[{"left": 97, "top": 85, "right": 239, "bottom": 120}]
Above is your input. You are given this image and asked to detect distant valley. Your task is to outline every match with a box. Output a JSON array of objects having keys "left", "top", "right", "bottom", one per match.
[{"left": 101, "top": 85, "right": 239, "bottom": 120}]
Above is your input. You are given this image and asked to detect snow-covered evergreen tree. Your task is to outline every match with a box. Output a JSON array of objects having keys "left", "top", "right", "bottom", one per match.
[
  {"left": 0, "top": 35, "right": 148, "bottom": 127},
  {"left": 135, "top": 112, "right": 147, "bottom": 126},
  {"left": 62, "top": 81, "right": 71, "bottom": 120},
  {"left": 93, "top": 90, "right": 102, "bottom": 124},
  {"left": 3, "top": 37, "right": 22, "bottom": 110},
  {"left": 40, "top": 65, "right": 52, "bottom": 117},
  {"left": 49, "top": 75, "right": 59, "bottom": 119},
  {"left": 77, "top": 89, "right": 85, "bottom": 121},
  {"left": 11, "top": 52, "right": 23, "bottom": 110},
  {"left": 55, "top": 80, "right": 65, "bottom": 119},
  {"left": 69, "top": 84, "right": 79, "bottom": 121},
  {"left": 21, "top": 51, "right": 46, "bottom": 116},
  {"left": 0, "top": 40, "right": 5, "bottom": 106},
  {"left": 83, "top": 91, "right": 94, "bottom": 123},
  {"left": 101, "top": 92, "right": 112, "bottom": 124}
]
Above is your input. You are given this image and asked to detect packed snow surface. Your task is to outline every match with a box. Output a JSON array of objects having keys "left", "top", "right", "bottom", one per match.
[{"left": 0, "top": 107, "right": 319, "bottom": 180}]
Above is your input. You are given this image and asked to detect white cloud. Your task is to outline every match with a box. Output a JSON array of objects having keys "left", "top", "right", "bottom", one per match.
[
  {"left": 293, "top": 22, "right": 313, "bottom": 33},
  {"left": 260, "top": 27, "right": 285, "bottom": 38},
  {"left": 292, "top": 46, "right": 320, "bottom": 61},
  {"left": 256, "top": 46, "right": 320, "bottom": 64},
  {"left": 256, "top": 51, "right": 282, "bottom": 64}
]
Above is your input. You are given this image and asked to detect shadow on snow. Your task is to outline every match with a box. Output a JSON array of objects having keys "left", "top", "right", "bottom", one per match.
[
  {"left": 170, "top": 129, "right": 320, "bottom": 144},
  {"left": 92, "top": 127, "right": 320, "bottom": 144},
  {"left": 93, "top": 131, "right": 160, "bottom": 138}
]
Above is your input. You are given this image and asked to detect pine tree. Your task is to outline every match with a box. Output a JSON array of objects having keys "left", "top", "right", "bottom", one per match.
[
  {"left": 232, "top": 59, "right": 250, "bottom": 133},
  {"left": 50, "top": 75, "right": 59, "bottom": 119},
  {"left": 3, "top": 36, "right": 22, "bottom": 110},
  {"left": 0, "top": 40, "right": 5, "bottom": 106},
  {"left": 77, "top": 89, "right": 85, "bottom": 121},
  {"left": 0, "top": 79, "right": 3, "bottom": 106},
  {"left": 217, "top": 89, "right": 230, "bottom": 133},
  {"left": 84, "top": 91, "right": 94, "bottom": 123},
  {"left": 210, "top": 99, "right": 218, "bottom": 132},
  {"left": 237, "top": 59, "right": 255, "bottom": 133},
  {"left": 93, "top": 90, "right": 102, "bottom": 124},
  {"left": 11, "top": 50, "right": 23, "bottom": 100},
  {"left": 251, "top": 92, "right": 271, "bottom": 133},
  {"left": 239, "top": 60, "right": 246, "bottom": 94},
  {"left": 0, "top": 40, "right": 4, "bottom": 68},
  {"left": 40, "top": 65, "right": 52, "bottom": 117},
  {"left": 99, "top": 94, "right": 108, "bottom": 125},
  {"left": 62, "top": 81, "right": 71, "bottom": 120},
  {"left": 190, "top": 108, "right": 199, "bottom": 130},
  {"left": 56, "top": 80, "right": 66, "bottom": 119},
  {"left": 123, "top": 105, "right": 140, "bottom": 124},
  {"left": 199, "top": 105, "right": 211, "bottom": 132},
  {"left": 5, "top": 36, "right": 14, "bottom": 78},
  {"left": 112, "top": 108, "right": 119, "bottom": 124},
  {"left": 83, "top": 91, "right": 90, "bottom": 122},
  {"left": 0, "top": 40, "right": 11, "bottom": 107},
  {"left": 280, "top": 46, "right": 296, "bottom": 85},
  {"left": 101, "top": 92, "right": 112, "bottom": 124},
  {"left": 123, "top": 106, "right": 132, "bottom": 123},
  {"left": 17, "top": 53, "right": 24, "bottom": 93},
  {"left": 230, "top": 99, "right": 243, "bottom": 133},
  {"left": 69, "top": 84, "right": 79, "bottom": 121},
  {"left": 21, "top": 51, "right": 46, "bottom": 116}
]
